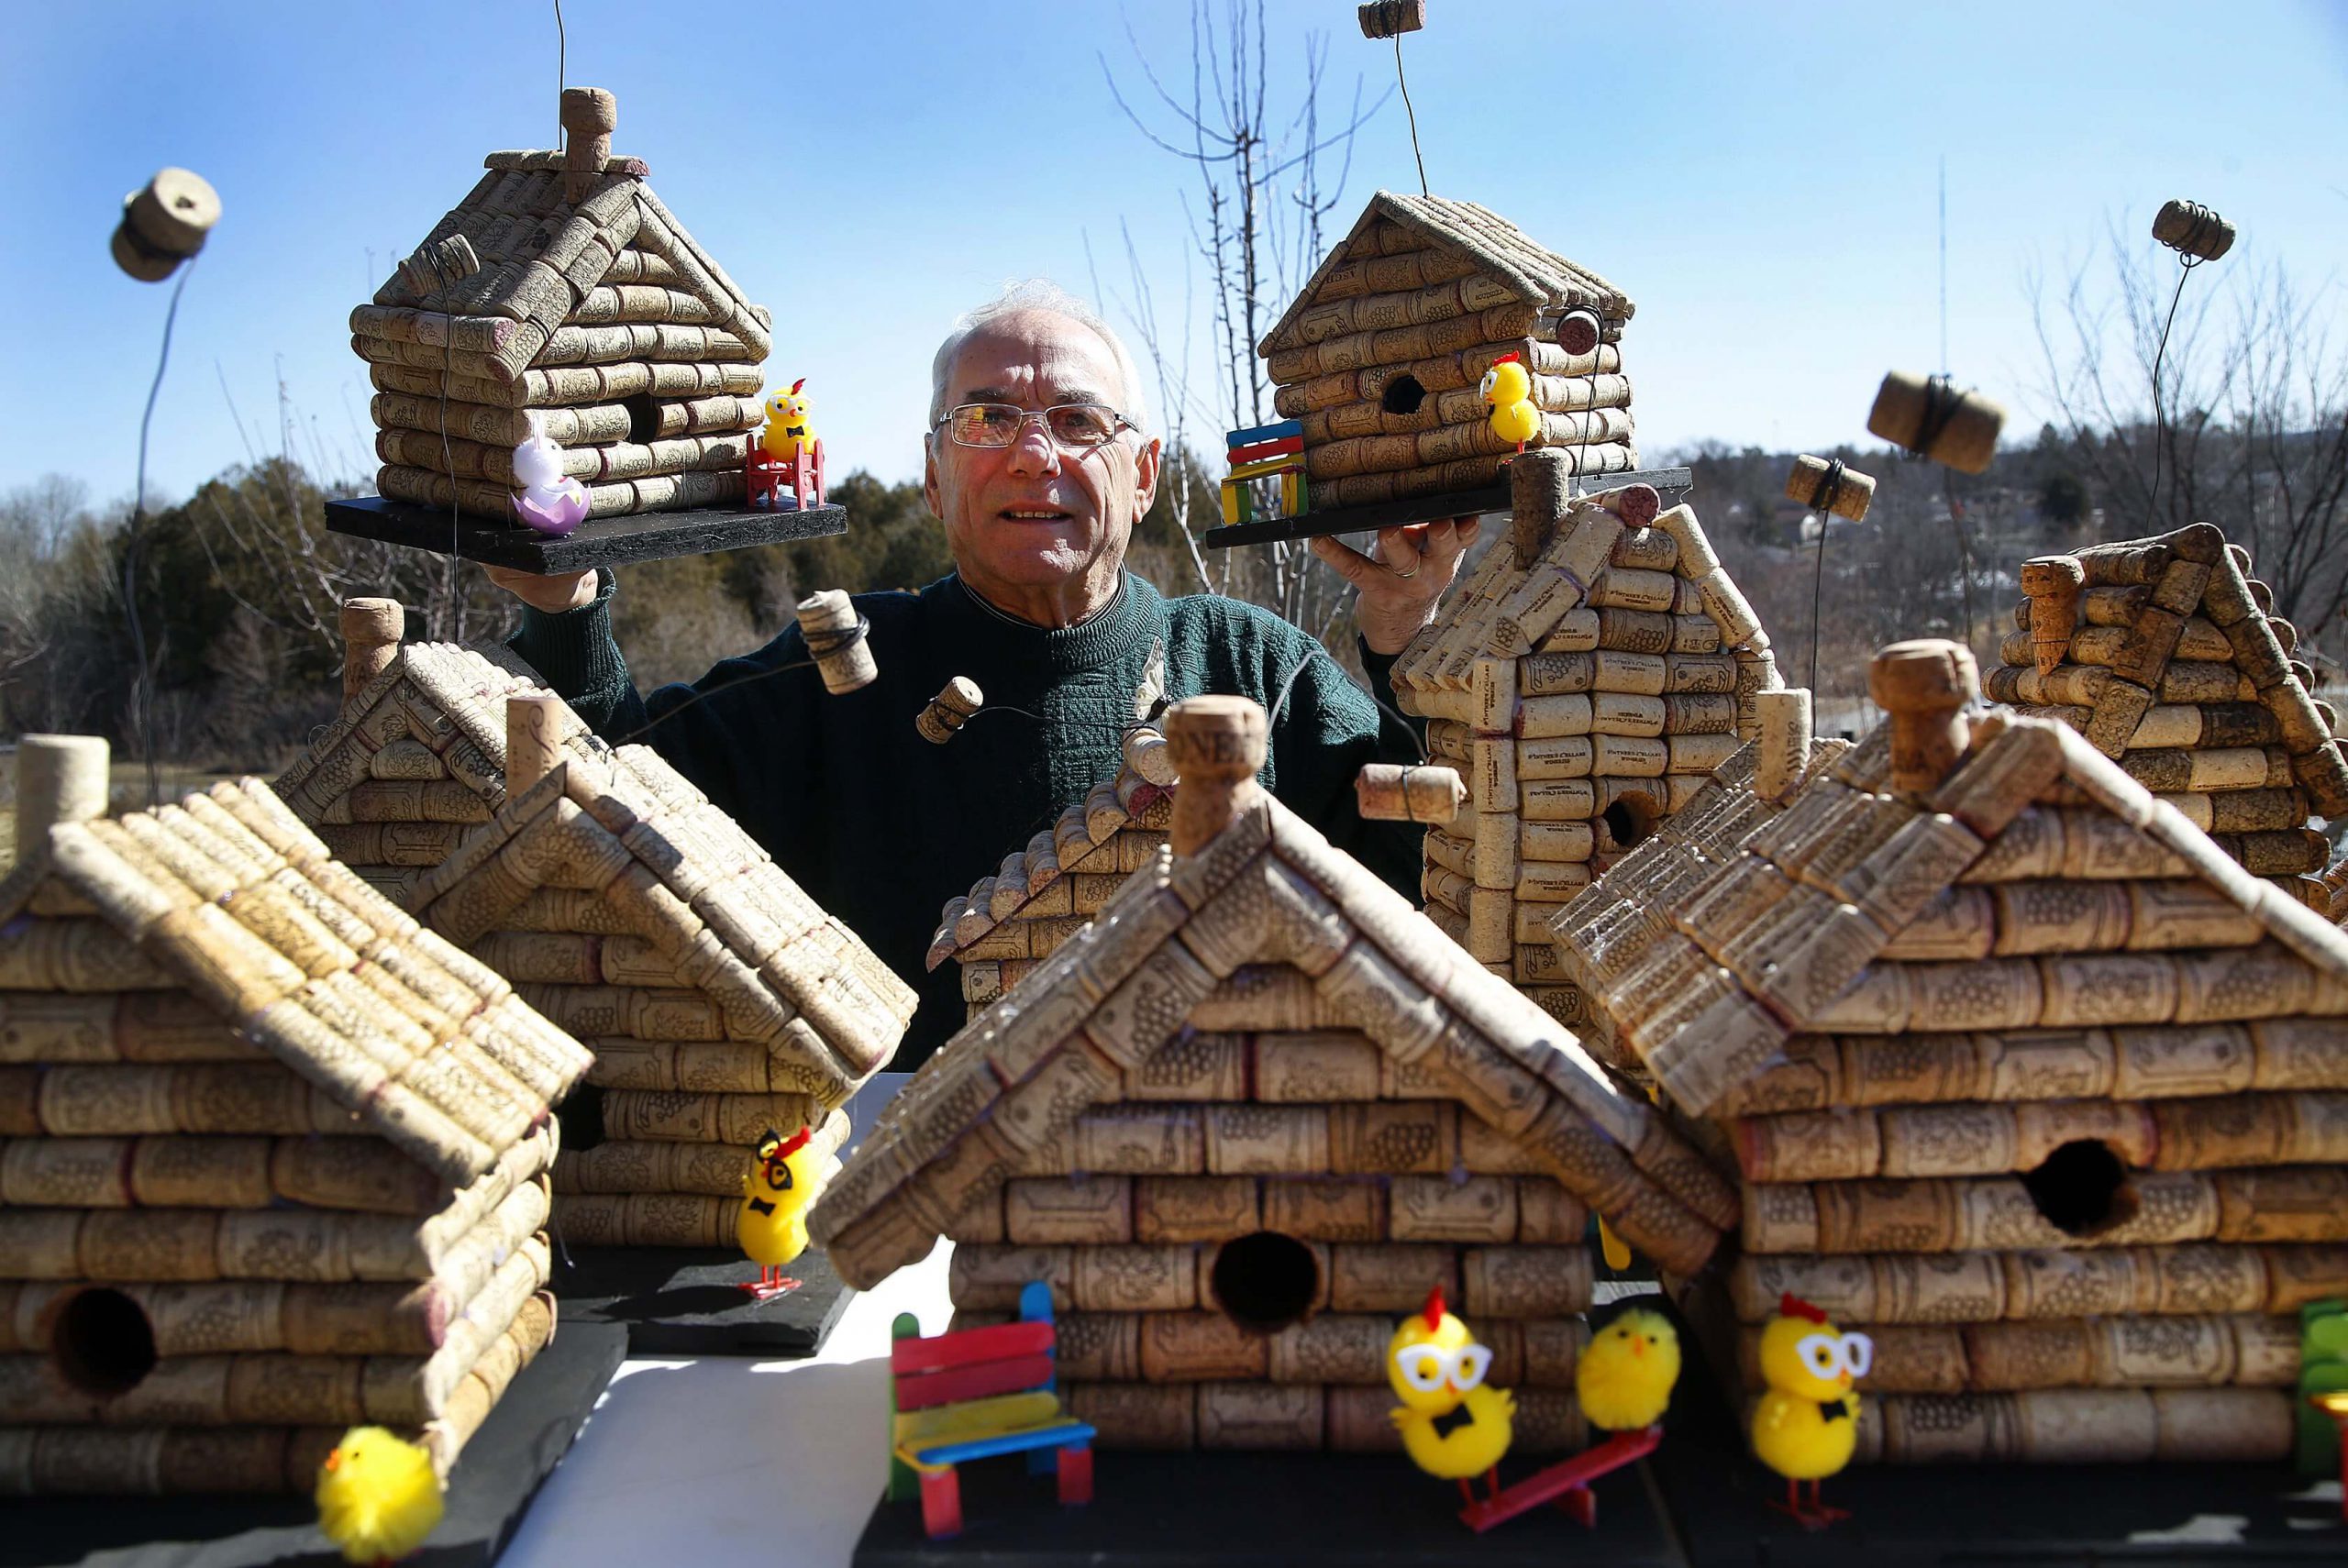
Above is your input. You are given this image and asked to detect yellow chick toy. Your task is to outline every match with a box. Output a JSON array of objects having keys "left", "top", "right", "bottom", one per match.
[
  {"left": 1389, "top": 1285, "right": 1515, "bottom": 1507},
  {"left": 1479, "top": 352, "right": 1541, "bottom": 450},
  {"left": 1750, "top": 1293, "right": 1872, "bottom": 1529},
  {"left": 758, "top": 379, "right": 818, "bottom": 464},
  {"left": 315, "top": 1426, "right": 442, "bottom": 1566},
  {"left": 1576, "top": 1304, "right": 1682, "bottom": 1434},
  {"left": 737, "top": 1124, "right": 817, "bottom": 1297}
]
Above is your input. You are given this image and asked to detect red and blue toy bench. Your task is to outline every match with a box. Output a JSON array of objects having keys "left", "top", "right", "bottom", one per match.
[{"left": 887, "top": 1280, "right": 1095, "bottom": 1539}]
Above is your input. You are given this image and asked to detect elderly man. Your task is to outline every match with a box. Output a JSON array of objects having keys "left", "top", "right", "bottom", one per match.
[{"left": 493, "top": 282, "right": 1478, "bottom": 1066}]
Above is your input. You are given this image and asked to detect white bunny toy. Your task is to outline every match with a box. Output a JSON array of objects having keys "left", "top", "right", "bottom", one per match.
[{"left": 511, "top": 413, "right": 589, "bottom": 536}]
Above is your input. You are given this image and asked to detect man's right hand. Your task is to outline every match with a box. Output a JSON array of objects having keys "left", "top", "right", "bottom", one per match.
[{"left": 484, "top": 566, "right": 598, "bottom": 614}]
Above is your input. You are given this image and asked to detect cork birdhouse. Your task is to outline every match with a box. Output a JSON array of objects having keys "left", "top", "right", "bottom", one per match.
[
  {"left": 402, "top": 699, "right": 916, "bottom": 1249},
  {"left": 273, "top": 599, "right": 610, "bottom": 905},
  {"left": 926, "top": 725, "right": 1177, "bottom": 1022},
  {"left": 0, "top": 738, "right": 593, "bottom": 1493},
  {"left": 1259, "top": 192, "right": 1637, "bottom": 513},
  {"left": 1554, "top": 639, "right": 2348, "bottom": 1465},
  {"left": 1393, "top": 453, "right": 1781, "bottom": 1025},
  {"left": 1987, "top": 523, "right": 2348, "bottom": 899},
  {"left": 810, "top": 696, "right": 1739, "bottom": 1453},
  {"left": 353, "top": 87, "right": 772, "bottom": 521}
]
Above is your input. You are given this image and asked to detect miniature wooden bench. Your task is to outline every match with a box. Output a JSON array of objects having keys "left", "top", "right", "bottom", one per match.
[{"left": 887, "top": 1281, "right": 1096, "bottom": 1539}]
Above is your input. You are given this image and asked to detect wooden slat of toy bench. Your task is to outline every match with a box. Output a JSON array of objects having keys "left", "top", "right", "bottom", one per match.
[
  {"left": 911, "top": 1419, "right": 1096, "bottom": 1470},
  {"left": 894, "top": 1353, "right": 1058, "bottom": 1411},
  {"left": 891, "top": 1320, "right": 1054, "bottom": 1375},
  {"left": 894, "top": 1391, "right": 1062, "bottom": 1452}
]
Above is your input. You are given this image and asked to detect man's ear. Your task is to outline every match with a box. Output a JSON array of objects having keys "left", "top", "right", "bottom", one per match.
[
  {"left": 922, "top": 432, "right": 944, "bottom": 521},
  {"left": 1131, "top": 434, "right": 1163, "bottom": 520}
]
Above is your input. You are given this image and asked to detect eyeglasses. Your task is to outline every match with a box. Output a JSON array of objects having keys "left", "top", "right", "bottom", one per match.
[
  {"left": 1391, "top": 1342, "right": 1492, "bottom": 1394},
  {"left": 936, "top": 402, "right": 1137, "bottom": 451}
]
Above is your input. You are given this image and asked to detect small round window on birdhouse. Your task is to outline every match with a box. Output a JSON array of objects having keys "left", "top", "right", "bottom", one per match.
[
  {"left": 2021, "top": 1140, "right": 2139, "bottom": 1238},
  {"left": 52, "top": 1287, "right": 157, "bottom": 1397},
  {"left": 1380, "top": 375, "right": 1427, "bottom": 416},
  {"left": 1600, "top": 790, "right": 1660, "bottom": 853},
  {"left": 621, "top": 393, "right": 661, "bottom": 445},
  {"left": 1211, "top": 1231, "right": 1321, "bottom": 1334}
]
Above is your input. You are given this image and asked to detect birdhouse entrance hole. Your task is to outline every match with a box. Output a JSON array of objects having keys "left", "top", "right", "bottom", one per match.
[
  {"left": 1211, "top": 1231, "right": 1320, "bottom": 1334},
  {"left": 1380, "top": 375, "right": 1427, "bottom": 415},
  {"left": 558, "top": 1084, "right": 606, "bottom": 1152},
  {"left": 621, "top": 393, "right": 661, "bottom": 444},
  {"left": 51, "top": 1286, "right": 157, "bottom": 1397},
  {"left": 2021, "top": 1139, "right": 2139, "bottom": 1238},
  {"left": 1600, "top": 790, "right": 1660, "bottom": 854}
]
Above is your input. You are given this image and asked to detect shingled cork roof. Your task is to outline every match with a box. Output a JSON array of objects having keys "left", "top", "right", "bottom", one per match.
[
  {"left": 406, "top": 705, "right": 912, "bottom": 1247},
  {"left": 277, "top": 610, "right": 602, "bottom": 902},
  {"left": 1393, "top": 458, "right": 1780, "bottom": 1026},
  {"left": 1258, "top": 193, "right": 1640, "bottom": 510},
  {"left": 1988, "top": 522, "right": 2348, "bottom": 895},
  {"left": 812, "top": 698, "right": 1739, "bottom": 1297},
  {"left": 925, "top": 725, "right": 1176, "bottom": 1021},
  {"left": 1553, "top": 641, "right": 2348, "bottom": 1463},
  {"left": 0, "top": 745, "right": 593, "bottom": 1492},
  {"left": 354, "top": 88, "right": 770, "bottom": 519}
]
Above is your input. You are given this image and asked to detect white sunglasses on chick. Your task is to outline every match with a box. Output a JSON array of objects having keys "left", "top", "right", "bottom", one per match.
[
  {"left": 1392, "top": 1341, "right": 1493, "bottom": 1394},
  {"left": 1795, "top": 1331, "right": 1874, "bottom": 1380}
]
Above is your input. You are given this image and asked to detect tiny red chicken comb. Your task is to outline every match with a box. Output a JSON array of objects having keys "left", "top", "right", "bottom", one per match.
[
  {"left": 1779, "top": 1292, "right": 1830, "bottom": 1324},
  {"left": 1422, "top": 1285, "right": 1447, "bottom": 1331}
]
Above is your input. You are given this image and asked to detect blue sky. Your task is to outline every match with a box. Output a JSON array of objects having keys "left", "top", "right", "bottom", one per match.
[{"left": 6, "top": 1, "right": 2344, "bottom": 510}]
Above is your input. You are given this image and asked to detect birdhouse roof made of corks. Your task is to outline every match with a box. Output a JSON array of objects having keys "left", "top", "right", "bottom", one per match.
[
  {"left": 352, "top": 150, "right": 770, "bottom": 391},
  {"left": 926, "top": 727, "right": 1176, "bottom": 972},
  {"left": 279, "top": 640, "right": 600, "bottom": 827},
  {"left": 406, "top": 741, "right": 915, "bottom": 1106},
  {"left": 1553, "top": 707, "right": 2348, "bottom": 1121},
  {"left": 0, "top": 778, "right": 593, "bottom": 1187},
  {"left": 1258, "top": 191, "right": 1633, "bottom": 359},
  {"left": 1988, "top": 523, "right": 2348, "bottom": 837},
  {"left": 810, "top": 788, "right": 1738, "bottom": 1286}
]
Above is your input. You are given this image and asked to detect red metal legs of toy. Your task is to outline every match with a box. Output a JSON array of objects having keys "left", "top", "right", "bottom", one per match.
[
  {"left": 737, "top": 1264, "right": 801, "bottom": 1298},
  {"left": 1768, "top": 1477, "right": 1851, "bottom": 1530},
  {"left": 1057, "top": 1444, "right": 1092, "bottom": 1507}
]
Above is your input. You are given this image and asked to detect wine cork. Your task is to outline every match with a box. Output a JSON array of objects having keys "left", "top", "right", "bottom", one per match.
[
  {"left": 2152, "top": 199, "right": 2235, "bottom": 262},
  {"left": 1357, "top": 0, "right": 1425, "bottom": 37},
  {"left": 1751, "top": 688, "right": 1811, "bottom": 802},
  {"left": 915, "top": 677, "right": 983, "bottom": 745},
  {"left": 1552, "top": 307, "right": 1603, "bottom": 358},
  {"left": 1354, "top": 763, "right": 1465, "bottom": 823},
  {"left": 560, "top": 87, "right": 618, "bottom": 203},
  {"left": 112, "top": 167, "right": 221, "bottom": 282},
  {"left": 795, "top": 590, "right": 876, "bottom": 694},
  {"left": 396, "top": 234, "right": 482, "bottom": 297},
  {"left": 1124, "top": 725, "right": 1178, "bottom": 785},
  {"left": 1870, "top": 640, "right": 1977, "bottom": 796},
  {"left": 338, "top": 598, "right": 404, "bottom": 705},
  {"left": 1164, "top": 696, "right": 1268, "bottom": 856},
  {"left": 1867, "top": 370, "right": 2006, "bottom": 474},
  {"left": 1785, "top": 455, "right": 1875, "bottom": 523},
  {"left": 1510, "top": 447, "right": 1572, "bottom": 567},
  {"left": 504, "top": 693, "right": 565, "bottom": 798},
  {"left": 2019, "top": 557, "right": 2087, "bottom": 677},
  {"left": 15, "top": 734, "right": 111, "bottom": 866}
]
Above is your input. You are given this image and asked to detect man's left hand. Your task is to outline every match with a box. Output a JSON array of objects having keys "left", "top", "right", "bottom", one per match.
[{"left": 1311, "top": 517, "right": 1483, "bottom": 656}]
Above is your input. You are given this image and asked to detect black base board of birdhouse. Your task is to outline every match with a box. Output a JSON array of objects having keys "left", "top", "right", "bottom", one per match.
[
  {"left": 0, "top": 1318, "right": 626, "bottom": 1568},
  {"left": 550, "top": 1242, "right": 854, "bottom": 1356},
  {"left": 851, "top": 1449, "right": 1683, "bottom": 1567},
  {"left": 324, "top": 495, "right": 847, "bottom": 571},
  {"left": 1199, "top": 464, "right": 1694, "bottom": 548}
]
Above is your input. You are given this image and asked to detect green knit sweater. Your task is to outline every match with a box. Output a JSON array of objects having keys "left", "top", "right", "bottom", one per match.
[{"left": 512, "top": 570, "right": 1423, "bottom": 1067}]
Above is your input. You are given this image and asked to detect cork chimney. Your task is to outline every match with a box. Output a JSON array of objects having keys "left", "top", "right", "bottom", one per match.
[
  {"left": 1869, "top": 639, "right": 1978, "bottom": 797},
  {"left": 505, "top": 693, "right": 566, "bottom": 798},
  {"left": 15, "top": 734, "right": 110, "bottom": 863},
  {"left": 1752, "top": 687, "right": 1812, "bottom": 804},
  {"left": 2019, "top": 556, "right": 2086, "bottom": 677},
  {"left": 1162, "top": 696, "right": 1268, "bottom": 856},
  {"left": 339, "top": 598, "right": 404, "bottom": 709},
  {"left": 561, "top": 87, "right": 618, "bottom": 204}
]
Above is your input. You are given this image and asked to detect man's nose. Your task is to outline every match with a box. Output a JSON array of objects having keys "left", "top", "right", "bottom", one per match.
[{"left": 1004, "top": 414, "right": 1062, "bottom": 476}]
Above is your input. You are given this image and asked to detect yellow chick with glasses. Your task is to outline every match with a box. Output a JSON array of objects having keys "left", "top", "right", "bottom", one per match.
[
  {"left": 1388, "top": 1285, "right": 1515, "bottom": 1506},
  {"left": 758, "top": 379, "right": 817, "bottom": 465},
  {"left": 1750, "top": 1293, "right": 1872, "bottom": 1529}
]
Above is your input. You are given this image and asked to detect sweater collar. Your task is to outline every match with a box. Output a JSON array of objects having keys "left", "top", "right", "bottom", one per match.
[{"left": 947, "top": 571, "right": 1159, "bottom": 674}]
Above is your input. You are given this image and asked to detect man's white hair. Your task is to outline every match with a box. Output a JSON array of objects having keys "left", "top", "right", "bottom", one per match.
[{"left": 928, "top": 280, "right": 1152, "bottom": 439}]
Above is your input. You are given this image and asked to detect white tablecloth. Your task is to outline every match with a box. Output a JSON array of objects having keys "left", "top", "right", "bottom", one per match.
[{"left": 502, "top": 1074, "right": 953, "bottom": 1568}]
